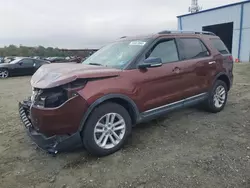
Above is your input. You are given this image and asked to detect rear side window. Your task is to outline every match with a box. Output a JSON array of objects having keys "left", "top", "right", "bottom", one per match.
[
  {"left": 35, "top": 59, "right": 44, "bottom": 64},
  {"left": 22, "top": 59, "right": 34, "bottom": 64},
  {"left": 148, "top": 39, "right": 179, "bottom": 63},
  {"left": 178, "top": 38, "right": 210, "bottom": 60},
  {"left": 210, "top": 38, "right": 229, "bottom": 54}
]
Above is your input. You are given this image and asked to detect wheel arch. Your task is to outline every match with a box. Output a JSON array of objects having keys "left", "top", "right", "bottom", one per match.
[
  {"left": 79, "top": 94, "right": 140, "bottom": 131},
  {"left": 213, "top": 72, "right": 231, "bottom": 91}
]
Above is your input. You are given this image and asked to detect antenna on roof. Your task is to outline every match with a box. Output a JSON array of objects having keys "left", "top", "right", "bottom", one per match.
[{"left": 188, "top": 0, "right": 202, "bottom": 13}]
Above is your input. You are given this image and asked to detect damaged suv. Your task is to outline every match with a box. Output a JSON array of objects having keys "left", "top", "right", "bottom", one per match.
[{"left": 19, "top": 31, "right": 233, "bottom": 156}]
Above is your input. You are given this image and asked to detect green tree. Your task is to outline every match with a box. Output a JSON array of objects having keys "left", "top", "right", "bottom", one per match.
[{"left": 0, "top": 45, "right": 97, "bottom": 58}]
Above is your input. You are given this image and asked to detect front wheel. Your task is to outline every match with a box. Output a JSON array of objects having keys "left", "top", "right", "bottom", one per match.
[
  {"left": 204, "top": 80, "right": 228, "bottom": 113},
  {"left": 82, "top": 102, "right": 132, "bottom": 156},
  {"left": 0, "top": 69, "right": 9, "bottom": 78}
]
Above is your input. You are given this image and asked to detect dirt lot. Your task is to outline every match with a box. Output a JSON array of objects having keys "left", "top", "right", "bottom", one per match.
[{"left": 1, "top": 64, "right": 250, "bottom": 188}]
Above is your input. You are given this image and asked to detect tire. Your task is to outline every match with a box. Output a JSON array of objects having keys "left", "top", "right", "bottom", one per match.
[
  {"left": 82, "top": 102, "right": 132, "bottom": 157},
  {"left": 0, "top": 69, "right": 9, "bottom": 78},
  {"left": 204, "top": 80, "right": 228, "bottom": 113}
]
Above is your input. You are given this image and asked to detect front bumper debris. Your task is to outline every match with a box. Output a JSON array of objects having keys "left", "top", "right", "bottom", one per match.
[{"left": 18, "top": 100, "right": 83, "bottom": 155}]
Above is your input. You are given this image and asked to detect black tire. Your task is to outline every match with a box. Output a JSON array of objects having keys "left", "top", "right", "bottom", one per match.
[
  {"left": 204, "top": 80, "right": 228, "bottom": 113},
  {"left": 0, "top": 68, "right": 9, "bottom": 78},
  {"left": 82, "top": 102, "right": 132, "bottom": 157}
]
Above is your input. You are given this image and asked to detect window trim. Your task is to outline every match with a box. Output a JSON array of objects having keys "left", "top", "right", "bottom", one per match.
[
  {"left": 145, "top": 38, "right": 180, "bottom": 64},
  {"left": 176, "top": 37, "right": 211, "bottom": 61}
]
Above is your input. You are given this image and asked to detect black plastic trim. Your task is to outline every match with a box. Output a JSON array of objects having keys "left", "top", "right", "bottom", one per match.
[
  {"left": 213, "top": 72, "right": 232, "bottom": 90},
  {"left": 138, "top": 93, "right": 208, "bottom": 123}
]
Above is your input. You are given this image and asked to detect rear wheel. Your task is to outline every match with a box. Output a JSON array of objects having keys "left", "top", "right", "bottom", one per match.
[
  {"left": 204, "top": 80, "right": 228, "bottom": 113},
  {"left": 0, "top": 69, "right": 9, "bottom": 78},
  {"left": 82, "top": 102, "right": 132, "bottom": 156}
]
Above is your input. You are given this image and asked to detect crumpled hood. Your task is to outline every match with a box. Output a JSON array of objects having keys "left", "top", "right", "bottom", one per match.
[{"left": 31, "top": 63, "right": 121, "bottom": 89}]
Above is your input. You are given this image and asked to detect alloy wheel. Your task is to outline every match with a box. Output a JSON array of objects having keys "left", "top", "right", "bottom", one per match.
[
  {"left": 213, "top": 85, "right": 226, "bottom": 108},
  {"left": 94, "top": 113, "right": 126, "bottom": 149},
  {"left": 0, "top": 70, "right": 8, "bottom": 78}
]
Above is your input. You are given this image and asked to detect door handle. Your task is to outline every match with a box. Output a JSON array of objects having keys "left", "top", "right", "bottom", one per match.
[
  {"left": 172, "top": 67, "right": 181, "bottom": 73},
  {"left": 208, "top": 61, "right": 216, "bottom": 65}
]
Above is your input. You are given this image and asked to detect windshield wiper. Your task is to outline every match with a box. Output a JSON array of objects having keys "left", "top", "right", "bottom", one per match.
[{"left": 88, "top": 63, "right": 102, "bottom": 66}]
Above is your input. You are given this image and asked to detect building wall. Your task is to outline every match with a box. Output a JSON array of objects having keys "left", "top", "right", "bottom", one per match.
[
  {"left": 241, "top": 3, "right": 250, "bottom": 61},
  {"left": 178, "top": 2, "right": 250, "bottom": 61}
]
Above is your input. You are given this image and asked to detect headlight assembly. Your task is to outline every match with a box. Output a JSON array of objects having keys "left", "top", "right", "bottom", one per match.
[{"left": 32, "top": 79, "right": 87, "bottom": 108}]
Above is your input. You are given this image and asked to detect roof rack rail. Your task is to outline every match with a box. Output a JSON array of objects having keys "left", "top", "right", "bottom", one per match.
[
  {"left": 158, "top": 30, "right": 216, "bottom": 36},
  {"left": 120, "top": 36, "right": 127, "bottom": 39}
]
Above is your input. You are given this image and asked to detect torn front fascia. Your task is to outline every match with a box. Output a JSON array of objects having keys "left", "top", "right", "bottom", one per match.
[{"left": 19, "top": 101, "right": 83, "bottom": 155}]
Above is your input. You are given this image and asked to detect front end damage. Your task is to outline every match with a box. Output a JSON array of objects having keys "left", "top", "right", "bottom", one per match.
[
  {"left": 19, "top": 101, "right": 82, "bottom": 154},
  {"left": 18, "top": 81, "right": 89, "bottom": 154},
  {"left": 18, "top": 63, "right": 121, "bottom": 154}
]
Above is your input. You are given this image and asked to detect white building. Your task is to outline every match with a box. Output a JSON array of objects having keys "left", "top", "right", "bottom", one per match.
[{"left": 177, "top": 0, "right": 250, "bottom": 62}]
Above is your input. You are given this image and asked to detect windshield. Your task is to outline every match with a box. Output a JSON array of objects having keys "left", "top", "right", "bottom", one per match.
[{"left": 82, "top": 39, "right": 149, "bottom": 68}]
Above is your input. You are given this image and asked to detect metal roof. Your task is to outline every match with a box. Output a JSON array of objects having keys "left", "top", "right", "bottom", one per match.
[{"left": 177, "top": 0, "right": 250, "bottom": 18}]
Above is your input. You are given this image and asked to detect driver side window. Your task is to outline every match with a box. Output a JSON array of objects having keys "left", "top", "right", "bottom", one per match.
[{"left": 147, "top": 39, "right": 179, "bottom": 63}]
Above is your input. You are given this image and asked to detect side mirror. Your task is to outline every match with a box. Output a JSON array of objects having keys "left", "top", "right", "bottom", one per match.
[
  {"left": 138, "top": 57, "right": 162, "bottom": 69},
  {"left": 19, "top": 62, "right": 23, "bottom": 65}
]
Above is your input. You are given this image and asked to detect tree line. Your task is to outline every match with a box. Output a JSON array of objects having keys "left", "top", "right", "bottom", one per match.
[{"left": 0, "top": 45, "right": 95, "bottom": 57}]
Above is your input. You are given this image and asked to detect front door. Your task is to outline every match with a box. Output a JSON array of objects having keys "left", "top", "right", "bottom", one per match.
[
  {"left": 129, "top": 38, "right": 190, "bottom": 112},
  {"left": 15, "top": 59, "right": 34, "bottom": 75}
]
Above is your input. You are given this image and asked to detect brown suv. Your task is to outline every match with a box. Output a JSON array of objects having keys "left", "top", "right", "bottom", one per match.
[{"left": 19, "top": 31, "right": 233, "bottom": 156}]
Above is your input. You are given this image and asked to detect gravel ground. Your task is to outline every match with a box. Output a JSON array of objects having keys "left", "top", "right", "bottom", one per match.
[{"left": 0, "top": 64, "right": 250, "bottom": 188}]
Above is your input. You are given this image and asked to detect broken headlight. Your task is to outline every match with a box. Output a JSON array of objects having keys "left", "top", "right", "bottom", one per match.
[
  {"left": 32, "top": 79, "right": 87, "bottom": 108},
  {"left": 33, "top": 88, "right": 68, "bottom": 108}
]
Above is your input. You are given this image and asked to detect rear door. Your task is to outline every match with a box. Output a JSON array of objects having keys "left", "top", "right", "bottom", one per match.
[{"left": 175, "top": 37, "right": 215, "bottom": 97}]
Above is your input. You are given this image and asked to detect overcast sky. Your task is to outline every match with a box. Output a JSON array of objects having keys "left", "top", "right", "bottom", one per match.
[{"left": 0, "top": 0, "right": 242, "bottom": 48}]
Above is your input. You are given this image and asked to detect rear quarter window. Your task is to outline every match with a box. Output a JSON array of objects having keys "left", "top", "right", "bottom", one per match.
[
  {"left": 35, "top": 60, "right": 44, "bottom": 64},
  {"left": 210, "top": 38, "right": 229, "bottom": 55},
  {"left": 22, "top": 59, "right": 34, "bottom": 64}
]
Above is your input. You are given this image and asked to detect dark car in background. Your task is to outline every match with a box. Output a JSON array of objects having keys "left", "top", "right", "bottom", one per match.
[
  {"left": 0, "top": 57, "right": 50, "bottom": 78},
  {"left": 4, "top": 56, "right": 16, "bottom": 63},
  {"left": 46, "top": 57, "right": 67, "bottom": 63},
  {"left": 68, "top": 56, "right": 83, "bottom": 63},
  {"left": 46, "top": 57, "right": 82, "bottom": 64}
]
